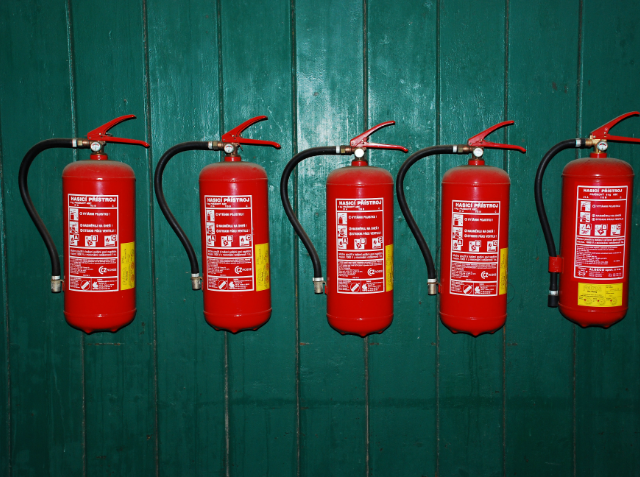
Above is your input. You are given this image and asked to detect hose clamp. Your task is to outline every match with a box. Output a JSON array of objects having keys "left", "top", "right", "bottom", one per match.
[
  {"left": 313, "top": 277, "right": 325, "bottom": 294},
  {"left": 191, "top": 273, "right": 202, "bottom": 291},
  {"left": 51, "top": 276, "right": 62, "bottom": 293},
  {"left": 548, "top": 290, "right": 559, "bottom": 296},
  {"left": 452, "top": 145, "right": 457, "bottom": 153},
  {"left": 427, "top": 278, "right": 438, "bottom": 296},
  {"left": 575, "top": 138, "right": 582, "bottom": 147}
]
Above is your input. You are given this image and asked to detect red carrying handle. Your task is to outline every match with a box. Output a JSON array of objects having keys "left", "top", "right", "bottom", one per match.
[
  {"left": 349, "top": 121, "right": 408, "bottom": 152},
  {"left": 86, "top": 114, "right": 150, "bottom": 148},
  {"left": 221, "top": 115, "right": 281, "bottom": 149},
  {"left": 590, "top": 111, "right": 640, "bottom": 144},
  {"left": 467, "top": 120, "right": 526, "bottom": 153}
]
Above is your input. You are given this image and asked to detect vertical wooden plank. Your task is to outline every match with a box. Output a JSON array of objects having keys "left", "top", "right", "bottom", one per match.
[
  {"left": 70, "top": 0, "right": 156, "bottom": 473},
  {"left": 146, "top": 0, "right": 226, "bottom": 475},
  {"left": 437, "top": 1, "right": 506, "bottom": 475},
  {"left": 295, "top": 0, "right": 367, "bottom": 474},
  {"left": 0, "top": 93, "right": 10, "bottom": 476},
  {"left": 366, "top": 0, "right": 438, "bottom": 475},
  {"left": 576, "top": 3, "right": 640, "bottom": 475},
  {"left": 0, "top": 0, "right": 84, "bottom": 475},
  {"left": 218, "top": 0, "right": 297, "bottom": 476},
  {"left": 505, "top": 1, "right": 580, "bottom": 474}
]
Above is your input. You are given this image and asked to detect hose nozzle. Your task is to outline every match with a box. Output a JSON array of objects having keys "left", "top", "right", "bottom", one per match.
[
  {"left": 51, "top": 276, "right": 62, "bottom": 293},
  {"left": 313, "top": 277, "right": 324, "bottom": 294},
  {"left": 548, "top": 289, "right": 559, "bottom": 307},
  {"left": 427, "top": 278, "right": 438, "bottom": 296},
  {"left": 191, "top": 274, "right": 202, "bottom": 291}
]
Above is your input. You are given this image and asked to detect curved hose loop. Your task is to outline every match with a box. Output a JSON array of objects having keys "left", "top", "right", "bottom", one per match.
[
  {"left": 154, "top": 141, "right": 216, "bottom": 289},
  {"left": 280, "top": 146, "right": 344, "bottom": 293},
  {"left": 396, "top": 145, "right": 455, "bottom": 292},
  {"left": 19, "top": 138, "right": 77, "bottom": 292},
  {"left": 534, "top": 138, "right": 590, "bottom": 307}
]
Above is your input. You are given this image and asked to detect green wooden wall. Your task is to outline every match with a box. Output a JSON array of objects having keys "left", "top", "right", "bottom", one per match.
[{"left": 0, "top": 0, "right": 639, "bottom": 475}]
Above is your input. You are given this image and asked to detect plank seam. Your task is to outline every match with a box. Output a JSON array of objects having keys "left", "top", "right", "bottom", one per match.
[
  {"left": 363, "top": 0, "right": 370, "bottom": 476},
  {"left": 63, "top": 2, "right": 83, "bottom": 475},
  {"left": 502, "top": 1, "right": 510, "bottom": 475},
  {"left": 215, "top": 0, "right": 230, "bottom": 474},
  {"left": 289, "top": 0, "right": 301, "bottom": 475},
  {"left": 573, "top": 3, "right": 584, "bottom": 475},
  {"left": 0, "top": 79, "right": 11, "bottom": 477},
  {"left": 435, "top": 0, "right": 441, "bottom": 472},
  {"left": 140, "top": 0, "right": 160, "bottom": 474}
]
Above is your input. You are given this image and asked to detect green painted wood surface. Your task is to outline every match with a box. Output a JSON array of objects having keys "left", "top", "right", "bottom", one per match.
[
  {"left": 438, "top": 1, "right": 506, "bottom": 475},
  {"left": 1, "top": 0, "right": 640, "bottom": 476},
  {"left": 147, "top": 0, "right": 226, "bottom": 475},
  {"left": 367, "top": 1, "right": 438, "bottom": 475},
  {"left": 576, "top": 3, "right": 640, "bottom": 475},
  {"left": 505, "top": 1, "right": 580, "bottom": 475}
]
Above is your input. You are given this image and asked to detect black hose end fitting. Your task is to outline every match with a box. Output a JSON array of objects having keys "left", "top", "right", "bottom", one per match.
[{"left": 548, "top": 294, "right": 559, "bottom": 308}]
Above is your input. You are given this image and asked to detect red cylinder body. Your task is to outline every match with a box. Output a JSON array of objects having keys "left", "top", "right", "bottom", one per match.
[
  {"left": 199, "top": 156, "right": 271, "bottom": 333},
  {"left": 326, "top": 160, "right": 394, "bottom": 337},
  {"left": 557, "top": 154, "right": 634, "bottom": 327},
  {"left": 439, "top": 158, "right": 510, "bottom": 336},
  {"left": 62, "top": 153, "right": 136, "bottom": 333}
]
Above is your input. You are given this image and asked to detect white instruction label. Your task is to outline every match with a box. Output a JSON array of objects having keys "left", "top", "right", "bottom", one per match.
[
  {"left": 67, "top": 194, "right": 119, "bottom": 292},
  {"left": 336, "top": 198, "right": 385, "bottom": 294},
  {"left": 574, "top": 186, "right": 628, "bottom": 280},
  {"left": 449, "top": 200, "right": 500, "bottom": 297},
  {"left": 205, "top": 195, "right": 254, "bottom": 292}
]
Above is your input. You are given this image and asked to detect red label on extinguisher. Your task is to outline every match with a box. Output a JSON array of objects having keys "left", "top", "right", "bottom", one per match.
[
  {"left": 67, "top": 194, "right": 119, "bottom": 292},
  {"left": 204, "top": 195, "right": 254, "bottom": 292},
  {"left": 336, "top": 198, "right": 385, "bottom": 294},
  {"left": 574, "top": 186, "right": 628, "bottom": 280},
  {"left": 449, "top": 200, "right": 500, "bottom": 296}
]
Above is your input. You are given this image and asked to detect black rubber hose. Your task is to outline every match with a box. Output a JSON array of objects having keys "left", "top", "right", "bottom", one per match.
[
  {"left": 19, "top": 138, "right": 76, "bottom": 280},
  {"left": 154, "top": 141, "right": 215, "bottom": 276},
  {"left": 534, "top": 138, "right": 590, "bottom": 307},
  {"left": 280, "top": 146, "right": 342, "bottom": 281},
  {"left": 396, "top": 145, "right": 455, "bottom": 281}
]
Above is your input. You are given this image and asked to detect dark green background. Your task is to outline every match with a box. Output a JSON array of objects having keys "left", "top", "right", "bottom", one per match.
[{"left": 1, "top": 0, "right": 639, "bottom": 475}]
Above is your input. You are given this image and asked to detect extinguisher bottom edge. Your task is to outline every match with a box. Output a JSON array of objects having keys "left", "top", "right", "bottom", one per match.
[
  {"left": 65, "top": 309, "right": 136, "bottom": 334},
  {"left": 327, "top": 313, "right": 393, "bottom": 337},
  {"left": 558, "top": 305, "right": 627, "bottom": 328},
  {"left": 439, "top": 312, "right": 505, "bottom": 337},
  {"left": 204, "top": 308, "right": 272, "bottom": 333}
]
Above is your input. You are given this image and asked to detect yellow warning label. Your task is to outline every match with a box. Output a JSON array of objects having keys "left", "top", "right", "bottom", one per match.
[
  {"left": 499, "top": 248, "right": 508, "bottom": 295},
  {"left": 385, "top": 244, "right": 393, "bottom": 292},
  {"left": 578, "top": 283, "right": 623, "bottom": 307},
  {"left": 255, "top": 243, "right": 270, "bottom": 291},
  {"left": 121, "top": 242, "right": 135, "bottom": 290}
]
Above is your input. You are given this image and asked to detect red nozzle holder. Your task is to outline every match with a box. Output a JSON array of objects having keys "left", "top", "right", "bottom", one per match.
[
  {"left": 467, "top": 120, "right": 526, "bottom": 153},
  {"left": 349, "top": 121, "right": 408, "bottom": 152},
  {"left": 590, "top": 111, "right": 640, "bottom": 144},
  {"left": 220, "top": 115, "right": 281, "bottom": 149},
  {"left": 85, "top": 114, "right": 150, "bottom": 148}
]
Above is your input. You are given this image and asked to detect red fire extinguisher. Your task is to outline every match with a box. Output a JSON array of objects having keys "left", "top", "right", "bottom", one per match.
[
  {"left": 155, "top": 116, "right": 280, "bottom": 333},
  {"left": 535, "top": 111, "right": 639, "bottom": 328},
  {"left": 396, "top": 121, "right": 525, "bottom": 336},
  {"left": 280, "top": 121, "right": 407, "bottom": 337},
  {"left": 19, "top": 115, "right": 150, "bottom": 333}
]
